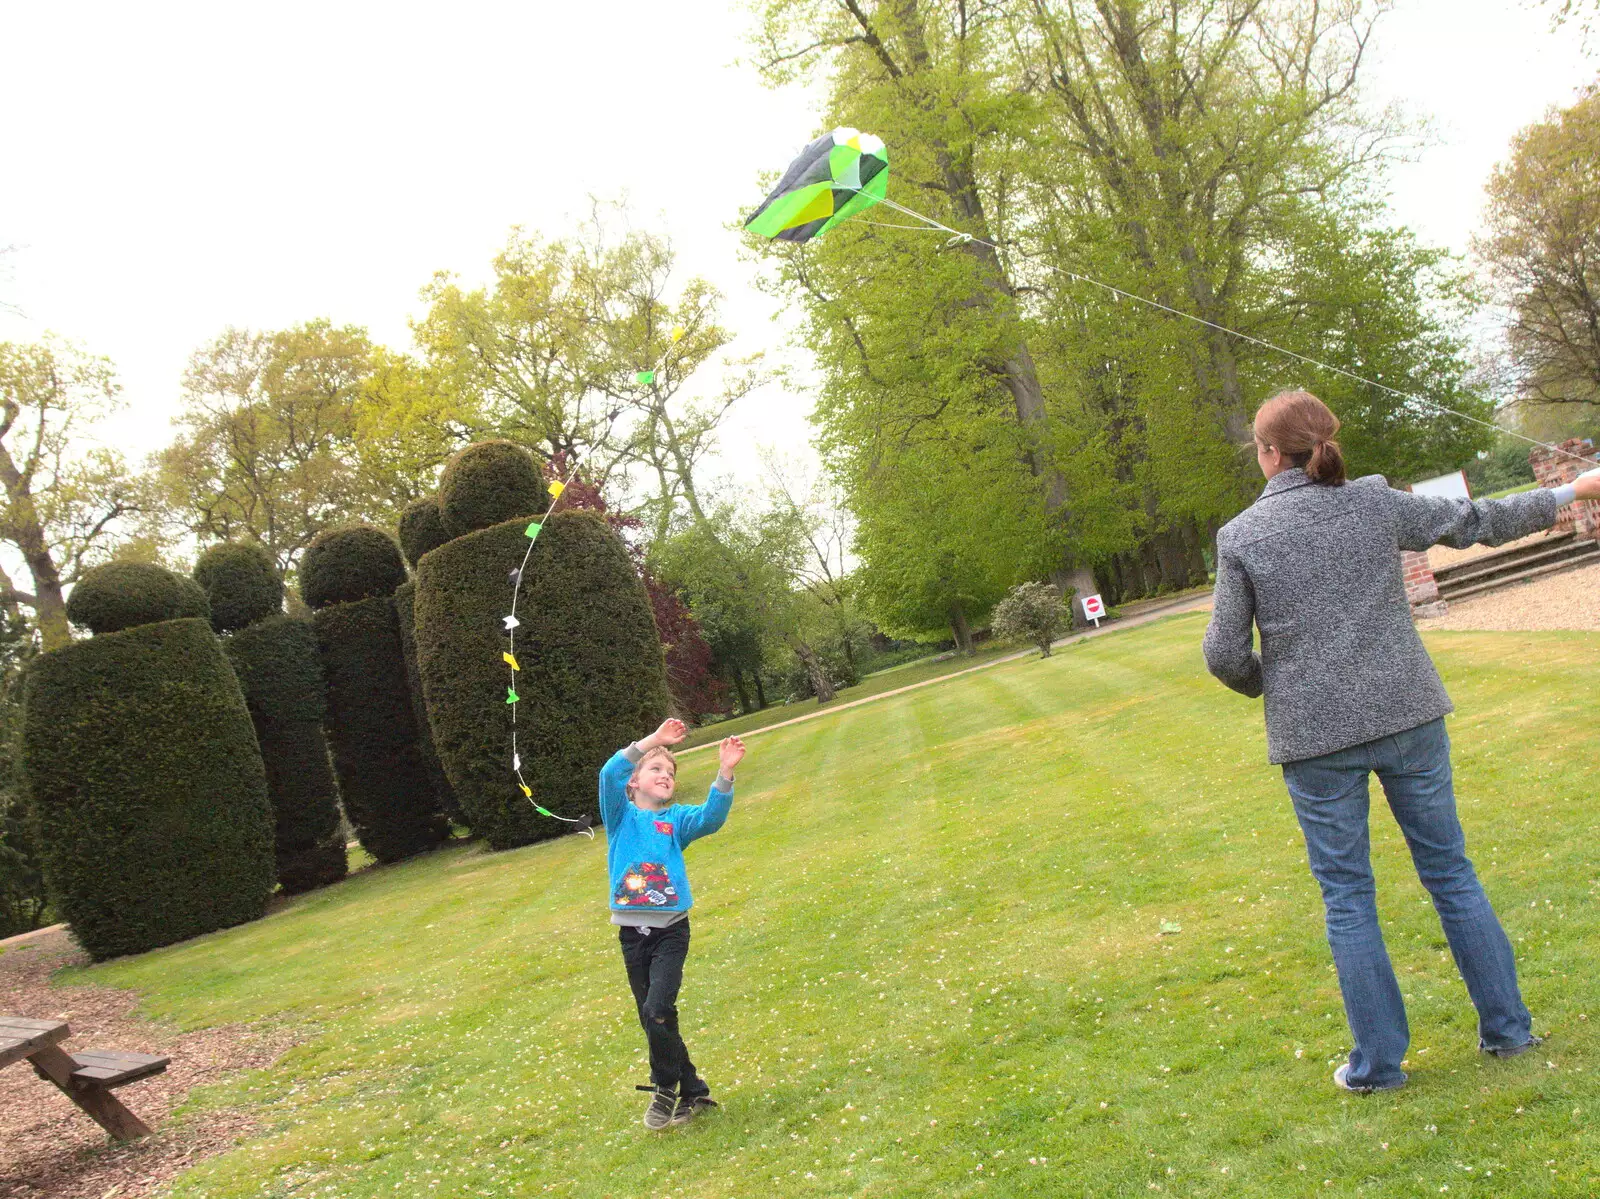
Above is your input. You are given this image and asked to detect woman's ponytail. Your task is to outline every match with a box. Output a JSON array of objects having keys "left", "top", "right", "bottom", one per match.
[
  {"left": 1305, "top": 437, "right": 1346, "bottom": 485},
  {"left": 1253, "top": 391, "right": 1346, "bottom": 486}
]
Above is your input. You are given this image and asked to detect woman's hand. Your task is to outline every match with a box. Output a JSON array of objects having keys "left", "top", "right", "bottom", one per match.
[
  {"left": 1574, "top": 467, "right": 1600, "bottom": 502},
  {"left": 718, "top": 736, "right": 745, "bottom": 776},
  {"left": 643, "top": 718, "right": 688, "bottom": 750}
]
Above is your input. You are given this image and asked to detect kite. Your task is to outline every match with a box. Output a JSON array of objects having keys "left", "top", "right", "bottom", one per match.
[{"left": 745, "top": 127, "right": 888, "bottom": 243}]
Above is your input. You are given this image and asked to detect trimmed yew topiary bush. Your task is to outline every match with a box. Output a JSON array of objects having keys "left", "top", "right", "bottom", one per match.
[
  {"left": 22, "top": 570, "right": 275, "bottom": 959},
  {"left": 193, "top": 541, "right": 283, "bottom": 634},
  {"left": 436, "top": 440, "right": 548, "bottom": 539},
  {"left": 394, "top": 579, "right": 463, "bottom": 826},
  {"left": 300, "top": 525, "right": 409, "bottom": 610},
  {"left": 398, "top": 495, "right": 452, "bottom": 568},
  {"left": 194, "top": 543, "right": 346, "bottom": 893},
  {"left": 303, "top": 526, "right": 447, "bottom": 862},
  {"left": 66, "top": 562, "right": 209, "bottom": 635},
  {"left": 415, "top": 509, "right": 669, "bottom": 849},
  {"left": 220, "top": 615, "right": 348, "bottom": 893}
]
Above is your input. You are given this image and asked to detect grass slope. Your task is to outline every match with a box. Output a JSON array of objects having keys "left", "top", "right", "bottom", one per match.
[{"left": 75, "top": 614, "right": 1598, "bottom": 1198}]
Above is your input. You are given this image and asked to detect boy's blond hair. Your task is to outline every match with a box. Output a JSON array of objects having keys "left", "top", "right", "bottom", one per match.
[{"left": 626, "top": 745, "right": 677, "bottom": 799}]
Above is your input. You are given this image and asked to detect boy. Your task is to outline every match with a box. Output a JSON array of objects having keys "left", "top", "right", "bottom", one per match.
[{"left": 599, "top": 717, "right": 744, "bottom": 1130}]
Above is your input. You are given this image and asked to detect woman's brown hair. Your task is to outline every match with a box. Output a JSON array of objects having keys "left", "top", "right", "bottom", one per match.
[{"left": 1253, "top": 390, "right": 1347, "bottom": 485}]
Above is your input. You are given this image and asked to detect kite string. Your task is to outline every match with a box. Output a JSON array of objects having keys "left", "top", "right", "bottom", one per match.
[
  {"left": 505, "top": 410, "right": 626, "bottom": 838},
  {"left": 859, "top": 192, "right": 1600, "bottom": 470}
]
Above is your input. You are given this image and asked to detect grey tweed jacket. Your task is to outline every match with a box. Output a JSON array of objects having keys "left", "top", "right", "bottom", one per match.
[{"left": 1202, "top": 469, "right": 1561, "bottom": 763}]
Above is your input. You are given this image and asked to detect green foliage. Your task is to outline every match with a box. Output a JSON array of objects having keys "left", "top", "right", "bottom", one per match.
[
  {"left": 393, "top": 580, "right": 462, "bottom": 825},
  {"left": 20, "top": 617, "right": 274, "bottom": 960},
  {"left": 415, "top": 219, "right": 753, "bottom": 538},
  {"left": 397, "top": 496, "right": 451, "bottom": 568},
  {"left": 1477, "top": 85, "right": 1600, "bottom": 412},
  {"left": 0, "top": 794, "right": 48, "bottom": 939},
  {"left": 436, "top": 440, "right": 548, "bottom": 538},
  {"left": 415, "top": 511, "right": 667, "bottom": 850},
  {"left": 224, "top": 615, "right": 347, "bottom": 894},
  {"left": 299, "top": 525, "right": 408, "bottom": 610},
  {"left": 193, "top": 541, "right": 285, "bottom": 633},
  {"left": 65, "top": 561, "right": 210, "bottom": 636},
  {"left": 1464, "top": 436, "right": 1539, "bottom": 496},
  {"left": 0, "top": 610, "right": 48, "bottom": 939},
  {"left": 312, "top": 597, "right": 449, "bottom": 863},
  {"left": 851, "top": 442, "right": 1063, "bottom": 645},
  {"left": 155, "top": 320, "right": 447, "bottom": 576},
  {"left": 990, "top": 581, "right": 1073, "bottom": 658}
]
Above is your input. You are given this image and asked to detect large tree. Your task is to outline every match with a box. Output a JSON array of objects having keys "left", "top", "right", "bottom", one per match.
[
  {"left": 156, "top": 320, "right": 430, "bottom": 576},
  {"left": 751, "top": 0, "right": 1490, "bottom": 603},
  {"left": 415, "top": 216, "right": 757, "bottom": 537},
  {"left": 0, "top": 338, "right": 145, "bottom": 648},
  {"left": 1476, "top": 85, "right": 1600, "bottom": 415}
]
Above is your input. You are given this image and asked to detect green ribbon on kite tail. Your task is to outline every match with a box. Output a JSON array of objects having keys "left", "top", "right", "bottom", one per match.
[{"left": 745, "top": 127, "right": 888, "bottom": 243}]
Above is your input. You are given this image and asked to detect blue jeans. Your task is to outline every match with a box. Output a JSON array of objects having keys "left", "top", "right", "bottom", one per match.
[{"left": 1283, "top": 718, "right": 1531, "bottom": 1087}]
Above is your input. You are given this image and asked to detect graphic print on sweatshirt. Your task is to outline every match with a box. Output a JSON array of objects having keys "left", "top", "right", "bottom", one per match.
[{"left": 614, "top": 862, "right": 679, "bottom": 907}]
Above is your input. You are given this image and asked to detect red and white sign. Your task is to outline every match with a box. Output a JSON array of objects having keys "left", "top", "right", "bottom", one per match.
[{"left": 1080, "top": 593, "right": 1106, "bottom": 625}]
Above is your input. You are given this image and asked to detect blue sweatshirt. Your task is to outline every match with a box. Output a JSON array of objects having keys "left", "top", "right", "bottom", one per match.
[{"left": 600, "top": 744, "right": 733, "bottom": 926}]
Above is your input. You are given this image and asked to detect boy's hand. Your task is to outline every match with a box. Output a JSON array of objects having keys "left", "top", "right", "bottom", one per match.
[
  {"left": 718, "top": 736, "right": 745, "bottom": 776},
  {"left": 643, "top": 718, "right": 688, "bottom": 749},
  {"left": 1574, "top": 467, "right": 1600, "bottom": 502}
]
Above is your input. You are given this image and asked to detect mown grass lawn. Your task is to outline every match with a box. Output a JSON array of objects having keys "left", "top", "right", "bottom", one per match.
[
  {"left": 72, "top": 613, "right": 1597, "bottom": 1197},
  {"left": 681, "top": 643, "right": 1021, "bottom": 748}
]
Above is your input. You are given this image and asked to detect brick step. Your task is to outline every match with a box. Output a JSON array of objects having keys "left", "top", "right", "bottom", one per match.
[
  {"left": 1437, "top": 550, "right": 1600, "bottom": 604},
  {"left": 1434, "top": 537, "right": 1595, "bottom": 592},
  {"left": 1431, "top": 530, "right": 1578, "bottom": 585}
]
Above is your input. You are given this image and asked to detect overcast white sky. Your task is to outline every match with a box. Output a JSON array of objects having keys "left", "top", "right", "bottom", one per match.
[{"left": 0, "top": 0, "right": 1592, "bottom": 494}]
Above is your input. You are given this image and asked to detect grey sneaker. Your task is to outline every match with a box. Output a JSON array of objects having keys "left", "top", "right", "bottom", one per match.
[
  {"left": 1482, "top": 1034, "right": 1544, "bottom": 1059},
  {"left": 638, "top": 1084, "right": 677, "bottom": 1130},
  {"left": 1333, "top": 1063, "right": 1407, "bottom": 1093},
  {"left": 671, "top": 1094, "right": 718, "bottom": 1125}
]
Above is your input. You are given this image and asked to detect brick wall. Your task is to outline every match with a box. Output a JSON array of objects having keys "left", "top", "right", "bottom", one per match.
[
  {"left": 1528, "top": 438, "right": 1600, "bottom": 540},
  {"left": 1401, "top": 548, "right": 1441, "bottom": 609}
]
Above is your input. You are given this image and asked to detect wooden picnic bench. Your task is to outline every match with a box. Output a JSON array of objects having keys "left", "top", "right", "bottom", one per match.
[{"left": 0, "top": 1014, "right": 168, "bottom": 1141}]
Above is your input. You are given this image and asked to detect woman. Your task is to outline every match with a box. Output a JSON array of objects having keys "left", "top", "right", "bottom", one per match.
[{"left": 1202, "top": 389, "right": 1598, "bottom": 1093}]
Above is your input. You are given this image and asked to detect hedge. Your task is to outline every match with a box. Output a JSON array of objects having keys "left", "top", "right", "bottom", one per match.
[
  {"left": 312, "top": 595, "right": 449, "bottom": 862},
  {"left": 394, "top": 580, "right": 463, "bottom": 825},
  {"left": 66, "top": 562, "right": 209, "bottom": 635},
  {"left": 437, "top": 440, "right": 548, "bottom": 539},
  {"left": 21, "top": 618, "right": 275, "bottom": 960},
  {"left": 299, "top": 525, "right": 409, "bottom": 611},
  {"left": 398, "top": 496, "right": 452, "bottom": 568},
  {"left": 193, "top": 542, "right": 284, "bottom": 633},
  {"left": 224, "top": 615, "right": 347, "bottom": 893},
  {"left": 415, "top": 510, "right": 668, "bottom": 849}
]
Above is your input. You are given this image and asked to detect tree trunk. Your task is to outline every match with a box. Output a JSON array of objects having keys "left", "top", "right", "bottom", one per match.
[
  {"left": 753, "top": 672, "right": 768, "bottom": 710},
  {"left": 791, "top": 639, "right": 836, "bottom": 703},
  {"left": 730, "top": 670, "right": 752, "bottom": 715},
  {"left": 0, "top": 441, "right": 72, "bottom": 651},
  {"left": 948, "top": 604, "right": 973, "bottom": 655}
]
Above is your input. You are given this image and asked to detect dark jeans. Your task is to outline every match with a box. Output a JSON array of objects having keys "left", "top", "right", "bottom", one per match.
[
  {"left": 1283, "top": 718, "right": 1531, "bottom": 1088},
  {"left": 619, "top": 919, "right": 708, "bottom": 1096}
]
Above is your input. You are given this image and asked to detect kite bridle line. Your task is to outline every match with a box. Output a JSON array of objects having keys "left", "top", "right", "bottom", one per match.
[
  {"left": 841, "top": 189, "right": 1600, "bottom": 471},
  {"left": 505, "top": 407, "right": 627, "bottom": 839}
]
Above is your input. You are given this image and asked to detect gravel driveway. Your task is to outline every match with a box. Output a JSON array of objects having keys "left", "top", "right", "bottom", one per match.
[{"left": 1416, "top": 559, "right": 1600, "bottom": 632}]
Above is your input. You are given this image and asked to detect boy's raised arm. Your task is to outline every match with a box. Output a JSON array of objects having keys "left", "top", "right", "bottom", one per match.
[
  {"left": 598, "top": 717, "right": 687, "bottom": 828},
  {"left": 676, "top": 736, "right": 744, "bottom": 846}
]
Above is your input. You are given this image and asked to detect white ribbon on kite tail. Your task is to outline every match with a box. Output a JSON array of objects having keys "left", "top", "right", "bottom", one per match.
[{"left": 850, "top": 191, "right": 1599, "bottom": 471}]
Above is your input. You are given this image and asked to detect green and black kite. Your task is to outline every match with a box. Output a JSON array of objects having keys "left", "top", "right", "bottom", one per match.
[{"left": 745, "top": 127, "right": 888, "bottom": 243}]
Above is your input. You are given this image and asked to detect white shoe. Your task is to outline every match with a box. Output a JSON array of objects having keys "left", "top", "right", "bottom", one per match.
[{"left": 1333, "top": 1063, "right": 1405, "bottom": 1093}]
